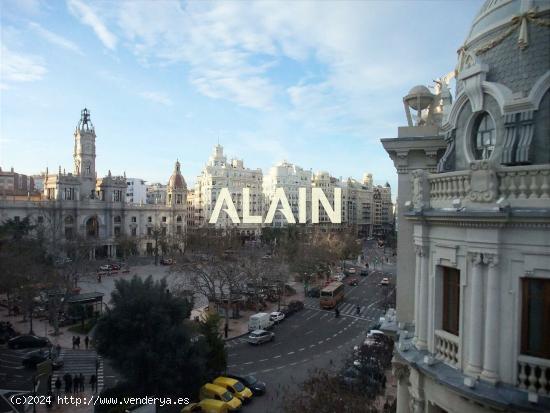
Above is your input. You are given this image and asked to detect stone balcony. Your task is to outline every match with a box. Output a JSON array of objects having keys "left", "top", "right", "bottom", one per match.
[
  {"left": 411, "top": 162, "right": 550, "bottom": 211},
  {"left": 396, "top": 330, "right": 550, "bottom": 412}
]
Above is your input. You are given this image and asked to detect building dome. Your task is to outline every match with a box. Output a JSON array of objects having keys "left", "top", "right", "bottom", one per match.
[
  {"left": 457, "top": 0, "right": 550, "bottom": 94},
  {"left": 168, "top": 160, "right": 187, "bottom": 190}
]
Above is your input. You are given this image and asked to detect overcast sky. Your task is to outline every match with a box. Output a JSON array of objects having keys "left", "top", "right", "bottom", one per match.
[{"left": 1, "top": 0, "right": 482, "bottom": 191}]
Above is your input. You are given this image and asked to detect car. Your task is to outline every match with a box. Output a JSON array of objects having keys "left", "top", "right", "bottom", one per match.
[
  {"left": 8, "top": 335, "right": 51, "bottom": 350},
  {"left": 306, "top": 287, "right": 320, "bottom": 298},
  {"left": 347, "top": 268, "right": 357, "bottom": 275},
  {"left": 247, "top": 329, "right": 274, "bottom": 345},
  {"left": 160, "top": 258, "right": 174, "bottom": 265},
  {"left": 199, "top": 383, "right": 242, "bottom": 411},
  {"left": 333, "top": 273, "right": 346, "bottom": 282},
  {"left": 380, "top": 277, "right": 389, "bottom": 286},
  {"left": 286, "top": 300, "right": 304, "bottom": 315},
  {"left": 360, "top": 269, "right": 369, "bottom": 276},
  {"left": 347, "top": 277, "right": 359, "bottom": 286},
  {"left": 99, "top": 264, "right": 111, "bottom": 271},
  {"left": 213, "top": 377, "right": 253, "bottom": 403},
  {"left": 22, "top": 349, "right": 63, "bottom": 370},
  {"left": 181, "top": 399, "right": 229, "bottom": 413},
  {"left": 225, "top": 374, "right": 266, "bottom": 396},
  {"left": 110, "top": 263, "right": 121, "bottom": 270},
  {"left": 269, "top": 311, "right": 285, "bottom": 324}
]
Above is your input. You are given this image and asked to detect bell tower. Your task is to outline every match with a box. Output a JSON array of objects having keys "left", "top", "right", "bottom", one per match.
[{"left": 74, "top": 108, "right": 97, "bottom": 199}]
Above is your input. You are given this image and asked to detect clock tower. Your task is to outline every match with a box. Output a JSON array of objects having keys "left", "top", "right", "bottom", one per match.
[{"left": 74, "top": 108, "right": 97, "bottom": 199}]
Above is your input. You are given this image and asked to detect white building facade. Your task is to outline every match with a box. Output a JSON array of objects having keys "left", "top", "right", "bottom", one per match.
[
  {"left": 125, "top": 178, "right": 147, "bottom": 205},
  {"left": 382, "top": 1, "right": 550, "bottom": 412},
  {"left": 194, "top": 145, "right": 263, "bottom": 235}
]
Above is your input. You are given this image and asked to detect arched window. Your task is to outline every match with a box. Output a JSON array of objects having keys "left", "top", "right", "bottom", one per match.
[
  {"left": 86, "top": 217, "right": 99, "bottom": 238},
  {"left": 472, "top": 113, "right": 496, "bottom": 160},
  {"left": 176, "top": 215, "right": 182, "bottom": 222}
]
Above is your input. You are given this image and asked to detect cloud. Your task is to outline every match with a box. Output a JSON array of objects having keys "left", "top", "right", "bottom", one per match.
[
  {"left": 0, "top": 45, "right": 47, "bottom": 83},
  {"left": 67, "top": 0, "right": 117, "bottom": 50},
  {"left": 139, "top": 91, "right": 172, "bottom": 106},
  {"left": 28, "top": 22, "right": 84, "bottom": 55}
]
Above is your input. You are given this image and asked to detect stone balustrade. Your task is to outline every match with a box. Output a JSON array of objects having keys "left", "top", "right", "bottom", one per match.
[
  {"left": 434, "top": 329, "right": 460, "bottom": 368},
  {"left": 518, "top": 354, "right": 550, "bottom": 396},
  {"left": 428, "top": 164, "right": 550, "bottom": 208}
]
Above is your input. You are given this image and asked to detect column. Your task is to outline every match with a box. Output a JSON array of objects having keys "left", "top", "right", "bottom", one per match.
[
  {"left": 466, "top": 252, "right": 484, "bottom": 376},
  {"left": 481, "top": 254, "right": 500, "bottom": 383},
  {"left": 414, "top": 245, "right": 422, "bottom": 342},
  {"left": 393, "top": 362, "right": 411, "bottom": 413},
  {"left": 416, "top": 246, "right": 429, "bottom": 350}
]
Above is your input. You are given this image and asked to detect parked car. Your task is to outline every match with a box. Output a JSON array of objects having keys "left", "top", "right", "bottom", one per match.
[
  {"left": 182, "top": 399, "right": 229, "bottom": 413},
  {"left": 8, "top": 335, "right": 51, "bottom": 350},
  {"left": 248, "top": 312, "right": 273, "bottom": 331},
  {"left": 360, "top": 269, "right": 369, "bottom": 277},
  {"left": 347, "top": 267, "right": 356, "bottom": 275},
  {"left": 380, "top": 277, "right": 389, "bottom": 286},
  {"left": 306, "top": 287, "right": 320, "bottom": 298},
  {"left": 269, "top": 311, "right": 285, "bottom": 324},
  {"left": 199, "top": 383, "right": 241, "bottom": 411},
  {"left": 99, "top": 264, "right": 111, "bottom": 271},
  {"left": 22, "top": 349, "right": 63, "bottom": 370},
  {"left": 110, "top": 263, "right": 121, "bottom": 270},
  {"left": 160, "top": 258, "right": 174, "bottom": 265},
  {"left": 335, "top": 273, "right": 346, "bottom": 282},
  {"left": 213, "top": 377, "right": 253, "bottom": 404},
  {"left": 225, "top": 374, "right": 266, "bottom": 396},
  {"left": 247, "top": 329, "right": 274, "bottom": 345},
  {"left": 283, "top": 300, "right": 304, "bottom": 317},
  {"left": 339, "top": 366, "right": 361, "bottom": 388},
  {"left": 347, "top": 277, "right": 359, "bottom": 286}
]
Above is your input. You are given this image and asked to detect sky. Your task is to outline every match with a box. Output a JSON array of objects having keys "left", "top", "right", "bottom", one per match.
[{"left": 1, "top": 0, "right": 482, "bottom": 192}]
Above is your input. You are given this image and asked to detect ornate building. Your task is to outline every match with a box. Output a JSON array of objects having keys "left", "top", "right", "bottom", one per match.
[
  {"left": 0, "top": 109, "right": 187, "bottom": 259},
  {"left": 382, "top": 1, "right": 550, "bottom": 412}
]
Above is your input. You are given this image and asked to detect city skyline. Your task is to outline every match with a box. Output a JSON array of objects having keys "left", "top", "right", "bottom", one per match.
[{"left": 1, "top": 0, "right": 481, "bottom": 190}]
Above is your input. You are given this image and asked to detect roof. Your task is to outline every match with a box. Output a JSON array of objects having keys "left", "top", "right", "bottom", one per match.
[
  {"left": 321, "top": 281, "right": 344, "bottom": 292},
  {"left": 168, "top": 160, "right": 187, "bottom": 190},
  {"left": 66, "top": 292, "right": 104, "bottom": 304}
]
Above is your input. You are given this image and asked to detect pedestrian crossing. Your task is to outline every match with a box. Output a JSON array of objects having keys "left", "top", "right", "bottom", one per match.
[
  {"left": 51, "top": 349, "right": 104, "bottom": 394},
  {"left": 303, "top": 297, "right": 377, "bottom": 319}
]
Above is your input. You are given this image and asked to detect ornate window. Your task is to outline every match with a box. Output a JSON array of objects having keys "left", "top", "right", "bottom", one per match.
[
  {"left": 472, "top": 112, "right": 496, "bottom": 160},
  {"left": 114, "top": 216, "right": 121, "bottom": 224},
  {"left": 442, "top": 267, "right": 460, "bottom": 335}
]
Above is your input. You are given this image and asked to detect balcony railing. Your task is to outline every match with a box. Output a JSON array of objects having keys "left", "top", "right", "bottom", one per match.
[
  {"left": 428, "top": 164, "right": 550, "bottom": 208},
  {"left": 517, "top": 354, "right": 550, "bottom": 396},
  {"left": 434, "top": 329, "right": 460, "bottom": 368}
]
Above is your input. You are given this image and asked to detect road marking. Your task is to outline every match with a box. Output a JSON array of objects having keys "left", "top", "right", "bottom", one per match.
[
  {"left": 227, "top": 364, "right": 237, "bottom": 368},
  {"left": 306, "top": 313, "right": 317, "bottom": 321},
  {"left": 305, "top": 330, "right": 313, "bottom": 335},
  {"left": 326, "top": 337, "right": 331, "bottom": 341},
  {"left": 319, "top": 313, "right": 328, "bottom": 320},
  {"left": 276, "top": 365, "right": 285, "bottom": 370},
  {"left": 318, "top": 340, "right": 324, "bottom": 344},
  {"left": 298, "top": 347, "right": 305, "bottom": 352},
  {"left": 244, "top": 361, "right": 253, "bottom": 365},
  {"left": 259, "top": 358, "right": 268, "bottom": 362},
  {"left": 333, "top": 333, "right": 338, "bottom": 337},
  {"left": 289, "top": 362, "right": 297, "bottom": 366},
  {"left": 325, "top": 350, "right": 332, "bottom": 354},
  {"left": 273, "top": 355, "right": 281, "bottom": 359},
  {"left": 309, "top": 344, "right": 316, "bottom": 348},
  {"left": 262, "top": 368, "right": 273, "bottom": 373},
  {"left": 337, "top": 345, "right": 343, "bottom": 349},
  {"left": 287, "top": 351, "right": 295, "bottom": 355}
]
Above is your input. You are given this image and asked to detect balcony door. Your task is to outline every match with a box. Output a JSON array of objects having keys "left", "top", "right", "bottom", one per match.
[{"left": 442, "top": 267, "right": 460, "bottom": 336}]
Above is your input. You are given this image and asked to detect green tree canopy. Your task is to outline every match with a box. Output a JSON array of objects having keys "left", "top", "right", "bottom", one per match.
[{"left": 94, "top": 275, "right": 209, "bottom": 397}]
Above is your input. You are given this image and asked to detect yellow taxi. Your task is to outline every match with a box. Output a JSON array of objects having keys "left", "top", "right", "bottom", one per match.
[
  {"left": 213, "top": 377, "right": 253, "bottom": 404},
  {"left": 181, "top": 399, "right": 229, "bottom": 413},
  {"left": 199, "top": 383, "right": 242, "bottom": 411}
]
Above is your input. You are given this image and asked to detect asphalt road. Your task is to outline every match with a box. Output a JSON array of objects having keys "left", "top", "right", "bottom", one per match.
[{"left": 225, "top": 254, "right": 396, "bottom": 413}]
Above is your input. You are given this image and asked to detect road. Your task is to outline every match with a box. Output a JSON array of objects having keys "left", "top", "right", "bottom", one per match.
[{"left": 225, "top": 256, "right": 395, "bottom": 413}]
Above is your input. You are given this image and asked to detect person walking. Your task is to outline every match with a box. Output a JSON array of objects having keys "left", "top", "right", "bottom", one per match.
[
  {"left": 79, "top": 373, "right": 85, "bottom": 392},
  {"left": 85, "top": 335, "right": 89, "bottom": 349},
  {"left": 63, "top": 372, "right": 71, "bottom": 394},
  {"left": 76, "top": 336, "right": 80, "bottom": 349},
  {"left": 72, "top": 374, "right": 79, "bottom": 393},
  {"left": 90, "top": 374, "right": 97, "bottom": 393},
  {"left": 356, "top": 305, "right": 361, "bottom": 316},
  {"left": 54, "top": 377, "right": 62, "bottom": 396}
]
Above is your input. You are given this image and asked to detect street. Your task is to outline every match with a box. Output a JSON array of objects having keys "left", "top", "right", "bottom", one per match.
[{"left": 225, "top": 254, "right": 395, "bottom": 413}]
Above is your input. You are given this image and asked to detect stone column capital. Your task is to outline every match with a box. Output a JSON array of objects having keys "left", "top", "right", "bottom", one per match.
[
  {"left": 486, "top": 253, "right": 499, "bottom": 267},
  {"left": 468, "top": 251, "right": 483, "bottom": 265},
  {"left": 415, "top": 244, "right": 428, "bottom": 257},
  {"left": 392, "top": 359, "right": 411, "bottom": 381}
]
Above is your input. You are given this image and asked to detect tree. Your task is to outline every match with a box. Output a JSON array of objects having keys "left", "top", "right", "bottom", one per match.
[
  {"left": 197, "top": 314, "right": 227, "bottom": 377},
  {"left": 281, "top": 369, "right": 380, "bottom": 413},
  {"left": 94, "top": 276, "right": 210, "bottom": 397}
]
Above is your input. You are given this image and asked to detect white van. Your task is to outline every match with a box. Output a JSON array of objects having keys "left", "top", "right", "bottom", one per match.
[{"left": 248, "top": 312, "right": 273, "bottom": 331}]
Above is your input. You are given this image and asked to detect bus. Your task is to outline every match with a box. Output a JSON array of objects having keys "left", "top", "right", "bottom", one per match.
[{"left": 320, "top": 281, "right": 345, "bottom": 309}]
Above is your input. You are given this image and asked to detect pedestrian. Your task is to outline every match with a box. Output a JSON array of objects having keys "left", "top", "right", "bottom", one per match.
[
  {"left": 72, "top": 374, "right": 79, "bottom": 393},
  {"left": 85, "top": 335, "right": 89, "bottom": 349},
  {"left": 356, "top": 305, "right": 361, "bottom": 316},
  {"left": 55, "top": 377, "right": 62, "bottom": 396},
  {"left": 76, "top": 336, "right": 80, "bottom": 349},
  {"left": 90, "top": 374, "right": 97, "bottom": 393},
  {"left": 224, "top": 323, "right": 228, "bottom": 339},
  {"left": 79, "top": 373, "right": 85, "bottom": 392},
  {"left": 55, "top": 343, "right": 61, "bottom": 357},
  {"left": 64, "top": 373, "right": 72, "bottom": 394},
  {"left": 97, "top": 273, "right": 101, "bottom": 283}
]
